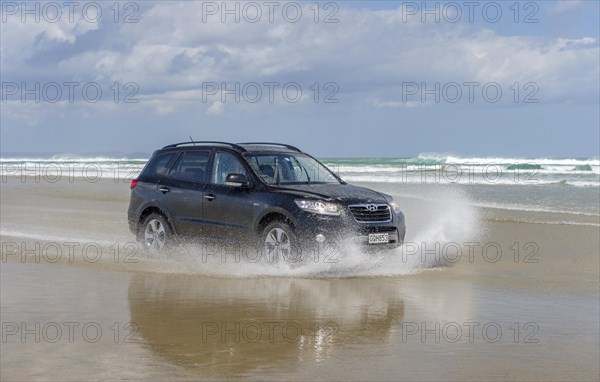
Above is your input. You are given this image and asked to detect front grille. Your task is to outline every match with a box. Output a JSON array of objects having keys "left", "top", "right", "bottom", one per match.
[
  {"left": 361, "top": 226, "right": 397, "bottom": 234},
  {"left": 348, "top": 204, "right": 392, "bottom": 223}
]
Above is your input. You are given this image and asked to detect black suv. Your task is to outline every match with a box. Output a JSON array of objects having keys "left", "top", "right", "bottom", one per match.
[{"left": 128, "top": 142, "right": 405, "bottom": 259}]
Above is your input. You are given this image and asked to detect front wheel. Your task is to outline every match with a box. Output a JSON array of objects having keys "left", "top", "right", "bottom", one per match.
[
  {"left": 141, "top": 213, "right": 172, "bottom": 252},
  {"left": 261, "top": 221, "right": 300, "bottom": 264}
]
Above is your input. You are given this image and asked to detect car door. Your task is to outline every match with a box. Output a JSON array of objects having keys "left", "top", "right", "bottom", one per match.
[
  {"left": 202, "top": 150, "right": 255, "bottom": 242},
  {"left": 157, "top": 150, "right": 211, "bottom": 236}
]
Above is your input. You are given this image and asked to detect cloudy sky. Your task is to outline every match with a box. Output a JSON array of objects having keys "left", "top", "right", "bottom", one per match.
[{"left": 1, "top": 1, "right": 598, "bottom": 157}]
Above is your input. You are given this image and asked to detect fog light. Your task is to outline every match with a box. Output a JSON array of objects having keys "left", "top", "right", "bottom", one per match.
[{"left": 315, "top": 234, "right": 325, "bottom": 243}]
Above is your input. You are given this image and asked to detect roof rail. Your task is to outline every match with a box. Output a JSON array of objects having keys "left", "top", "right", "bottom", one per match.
[
  {"left": 237, "top": 142, "right": 302, "bottom": 152},
  {"left": 162, "top": 141, "right": 247, "bottom": 151}
]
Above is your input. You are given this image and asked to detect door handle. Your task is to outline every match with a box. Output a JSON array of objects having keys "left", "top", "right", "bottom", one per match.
[
  {"left": 204, "top": 194, "right": 215, "bottom": 201},
  {"left": 158, "top": 186, "right": 169, "bottom": 193}
]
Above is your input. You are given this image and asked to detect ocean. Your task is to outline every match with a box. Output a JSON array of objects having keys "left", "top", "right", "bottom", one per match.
[
  {"left": 2, "top": 154, "right": 598, "bottom": 221},
  {"left": 1, "top": 154, "right": 598, "bottom": 379},
  {"left": 2, "top": 154, "right": 597, "bottom": 186}
]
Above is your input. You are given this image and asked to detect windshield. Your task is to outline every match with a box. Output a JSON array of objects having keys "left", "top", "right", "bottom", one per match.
[{"left": 245, "top": 153, "right": 341, "bottom": 185}]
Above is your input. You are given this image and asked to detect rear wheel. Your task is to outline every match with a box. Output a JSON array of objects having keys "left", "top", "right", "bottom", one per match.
[
  {"left": 141, "top": 213, "right": 172, "bottom": 252},
  {"left": 261, "top": 221, "right": 299, "bottom": 264}
]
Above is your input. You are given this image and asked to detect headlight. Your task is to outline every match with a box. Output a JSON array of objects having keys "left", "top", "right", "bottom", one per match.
[
  {"left": 295, "top": 199, "right": 340, "bottom": 216},
  {"left": 389, "top": 201, "right": 401, "bottom": 213}
]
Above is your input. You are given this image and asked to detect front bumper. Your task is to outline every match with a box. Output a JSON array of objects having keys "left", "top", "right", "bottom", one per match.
[{"left": 294, "top": 208, "right": 406, "bottom": 249}]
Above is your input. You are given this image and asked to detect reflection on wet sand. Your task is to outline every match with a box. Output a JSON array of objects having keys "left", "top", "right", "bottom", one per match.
[{"left": 128, "top": 275, "right": 405, "bottom": 377}]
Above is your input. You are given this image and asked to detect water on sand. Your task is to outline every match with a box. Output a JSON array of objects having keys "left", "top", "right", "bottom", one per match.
[{"left": 1, "top": 177, "right": 598, "bottom": 380}]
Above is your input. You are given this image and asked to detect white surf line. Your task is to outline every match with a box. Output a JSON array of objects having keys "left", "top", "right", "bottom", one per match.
[
  {"left": 0, "top": 230, "right": 129, "bottom": 246},
  {"left": 390, "top": 192, "right": 600, "bottom": 217},
  {"left": 485, "top": 219, "right": 600, "bottom": 227},
  {"left": 475, "top": 204, "right": 600, "bottom": 217}
]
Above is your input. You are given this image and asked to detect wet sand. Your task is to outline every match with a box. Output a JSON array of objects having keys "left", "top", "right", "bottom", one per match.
[{"left": 1, "top": 178, "right": 599, "bottom": 381}]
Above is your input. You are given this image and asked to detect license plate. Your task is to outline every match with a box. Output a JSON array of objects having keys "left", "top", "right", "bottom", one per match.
[{"left": 368, "top": 233, "right": 389, "bottom": 244}]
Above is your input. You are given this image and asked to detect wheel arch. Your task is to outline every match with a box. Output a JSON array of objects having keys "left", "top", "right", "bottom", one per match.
[
  {"left": 138, "top": 206, "right": 174, "bottom": 235},
  {"left": 255, "top": 209, "right": 296, "bottom": 235}
]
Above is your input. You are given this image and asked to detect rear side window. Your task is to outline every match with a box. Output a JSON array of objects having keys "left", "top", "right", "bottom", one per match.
[
  {"left": 145, "top": 152, "right": 176, "bottom": 176},
  {"left": 169, "top": 151, "right": 211, "bottom": 182}
]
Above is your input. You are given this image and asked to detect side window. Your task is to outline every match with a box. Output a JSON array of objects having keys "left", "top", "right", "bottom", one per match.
[
  {"left": 249, "top": 155, "right": 276, "bottom": 182},
  {"left": 248, "top": 155, "right": 295, "bottom": 183},
  {"left": 169, "top": 151, "right": 211, "bottom": 182},
  {"left": 144, "top": 152, "right": 176, "bottom": 176},
  {"left": 211, "top": 151, "right": 248, "bottom": 185}
]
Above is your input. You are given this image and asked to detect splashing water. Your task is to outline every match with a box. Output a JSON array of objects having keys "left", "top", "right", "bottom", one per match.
[
  {"left": 130, "top": 188, "right": 481, "bottom": 278},
  {"left": 1, "top": 189, "right": 480, "bottom": 278}
]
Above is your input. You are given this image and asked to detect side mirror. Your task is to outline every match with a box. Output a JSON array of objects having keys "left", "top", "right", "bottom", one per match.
[{"left": 225, "top": 173, "right": 251, "bottom": 188}]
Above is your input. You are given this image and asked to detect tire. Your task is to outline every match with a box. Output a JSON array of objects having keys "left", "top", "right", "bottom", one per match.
[
  {"left": 261, "top": 221, "right": 300, "bottom": 264},
  {"left": 141, "top": 213, "right": 173, "bottom": 252}
]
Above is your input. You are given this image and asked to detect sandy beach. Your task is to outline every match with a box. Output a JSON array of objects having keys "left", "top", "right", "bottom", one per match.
[
  {"left": 1, "top": 176, "right": 599, "bottom": 381},
  {"left": 2, "top": 0, "right": 599, "bottom": 380}
]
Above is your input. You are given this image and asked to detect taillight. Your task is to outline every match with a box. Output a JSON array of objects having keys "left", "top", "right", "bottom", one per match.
[{"left": 130, "top": 179, "right": 138, "bottom": 189}]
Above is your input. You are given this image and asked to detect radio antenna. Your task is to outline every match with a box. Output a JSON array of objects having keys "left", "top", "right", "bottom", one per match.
[{"left": 189, "top": 136, "right": 196, "bottom": 146}]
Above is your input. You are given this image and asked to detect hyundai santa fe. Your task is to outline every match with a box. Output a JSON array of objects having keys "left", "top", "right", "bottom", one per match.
[{"left": 128, "top": 142, "right": 406, "bottom": 259}]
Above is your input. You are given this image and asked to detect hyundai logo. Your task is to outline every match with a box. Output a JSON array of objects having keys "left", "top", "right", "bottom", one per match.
[{"left": 366, "top": 204, "right": 378, "bottom": 212}]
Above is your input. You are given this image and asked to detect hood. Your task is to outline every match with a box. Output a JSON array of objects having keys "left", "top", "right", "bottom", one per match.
[{"left": 272, "top": 183, "right": 389, "bottom": 204}]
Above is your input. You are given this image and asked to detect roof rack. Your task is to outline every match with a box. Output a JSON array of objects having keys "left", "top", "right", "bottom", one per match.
[
  {"left": 237, "top": 142, "right": 301, "bottom": 152},
  {"left": 162, "top": 141, "right": 247, "bottom": 151}
]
